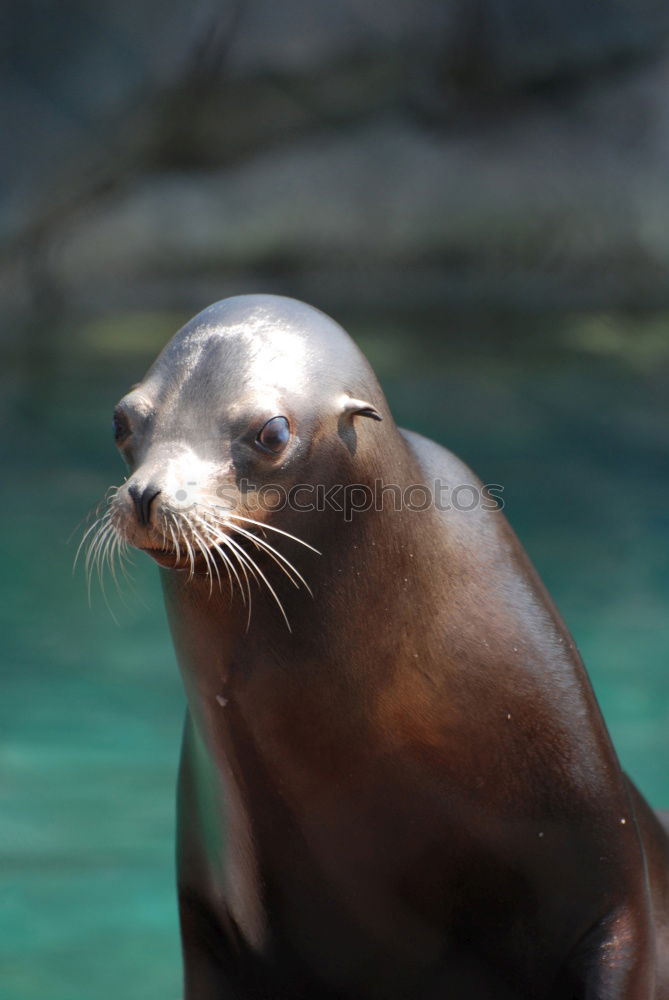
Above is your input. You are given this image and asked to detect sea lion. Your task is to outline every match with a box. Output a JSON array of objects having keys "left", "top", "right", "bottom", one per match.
[{"left": 98, "top": 294, "right": 669, "bottom": 999}]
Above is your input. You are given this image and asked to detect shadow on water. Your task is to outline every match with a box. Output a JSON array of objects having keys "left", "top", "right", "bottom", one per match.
[{"left": 1, "top": 306, "right": 668, "bottom": 999}]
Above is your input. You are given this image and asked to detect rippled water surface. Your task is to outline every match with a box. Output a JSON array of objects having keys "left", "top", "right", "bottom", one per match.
[{"left": 2, "top": 308, "right": 668, "bottom": 999}]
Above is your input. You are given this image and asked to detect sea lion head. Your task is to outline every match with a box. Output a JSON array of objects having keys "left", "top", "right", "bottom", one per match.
[{"left": 89, "top": 295, "right": 390, "bottom": 616}]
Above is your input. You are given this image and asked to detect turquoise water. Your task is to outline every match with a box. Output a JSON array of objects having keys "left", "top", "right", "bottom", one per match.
[{"left": 2, "top": 309, "right": 668, "bottom": 999}]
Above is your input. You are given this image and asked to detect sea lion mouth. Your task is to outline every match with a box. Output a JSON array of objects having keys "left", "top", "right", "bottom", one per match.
[
  {"left": 139, "top": 530, "right": 258, "bottom": 571},
  {"left": 139, "top": 545, "right": 188, "bottom": 569},
  {"left": 140, "top": 527, "right": 293, "bottom": 571},
  {"left": 140, "top": 542, "right": 237, "bottom": 573}
]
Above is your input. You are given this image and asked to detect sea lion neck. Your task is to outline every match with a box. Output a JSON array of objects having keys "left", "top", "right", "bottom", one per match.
[{"left": 159, "top": 488, "right": 442, "bottom": 671}]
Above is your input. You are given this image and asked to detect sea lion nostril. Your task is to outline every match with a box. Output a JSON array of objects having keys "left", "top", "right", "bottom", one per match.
[{"left": 128, "top": 482, "right": 161, "bottom": 526}]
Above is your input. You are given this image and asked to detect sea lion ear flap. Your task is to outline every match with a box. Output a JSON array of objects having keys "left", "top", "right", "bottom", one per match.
[{"left": 340, "top": 396, "right": 383, "bottom": 422}]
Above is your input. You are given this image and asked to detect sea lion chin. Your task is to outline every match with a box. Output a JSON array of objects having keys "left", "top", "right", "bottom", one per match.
[{"left": 91, "top": 294, "right": 669, "bottom": 999}]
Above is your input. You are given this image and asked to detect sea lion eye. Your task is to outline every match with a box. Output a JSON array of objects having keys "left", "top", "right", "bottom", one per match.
[
  {"left": 257, "top": 416, "right": 290, "bottom": 454},
  {"left": 113, "top": 408, "right": 130, "bottom": 444}
]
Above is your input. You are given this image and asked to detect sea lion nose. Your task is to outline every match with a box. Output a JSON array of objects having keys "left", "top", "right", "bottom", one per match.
[{"left": 128, "top": 482, "right": 161, "bottom": 526}]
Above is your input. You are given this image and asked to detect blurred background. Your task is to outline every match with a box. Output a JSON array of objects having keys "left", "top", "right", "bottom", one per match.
[{"left": 1, "top": 2, "right": 668, "bottom": 998}]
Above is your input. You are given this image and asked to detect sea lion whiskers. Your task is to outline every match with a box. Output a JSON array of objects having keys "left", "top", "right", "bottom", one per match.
[
  {"left": 73, "top": 510, "right": 108, "bottom": 577},
  {"left": 74, "top": 504, "right": 130, "bottom": 619},
  {"left": 162, "top": 506, "right": 240, "bottom": 603},
  {"left": 180, "top": 518, "right": 197, "bottom": 580},
  {"left": 161, "top": 508, "right": 195, "bottom": 579},
  {"left": 159, "top": 512, "right": 169, "bottom": 552},
  {"left": 193, "top": 491, "right": 320, "bottom": 554},
  {"left": 77, "top": 486, "right": 132, "bottom": 604},
  {"left": 188, "top": 519, "right": 220, "bottom": 598},
  {"left": 88, "top": 517, "right": 115, "bottom": 602},
  {"left": 219, "top": 509, "right": 321, "bottom": 555},
  {"left": 94, "top": 517, "right": 130, "bottom": 599},
  {"left": 167, "top": 512, "right": 182, "bottom": 565},
  {"left": 227, "top": 523, "right": 306, "bottom": 592},
  {"left": 107, "top": 530, "right": 131, "bottom": 599},
  {"left": 73, "top": 488, "right": 120, "bottom": 576},
  {"left": 185, "top": 497, "right": 315, "bottom": 627},
  {"left": 202, "top": 526, "right": 255, "bottom": 628},
  {"left": 82, "top": 510, "right": 112, "bottom": 585},
  {"left": 106, "top": 528, "right": 127, "bottom": 593},
  {"left": 219, "top": 529, "right": 292, "bottom": 632},
  {"left": 159, "top": 503, "right": 257, "bottom": 619},
  {"left": 192, "top": 516, "right": 239, "bottom": 605},
  {"left": 199, "top": 521, "right": 249, "bottom": 609},
  {"left": 219, "top": 533, "right": 254, "bottom": 629},
  {"left": 195, "top": 500, "right": 313, "bottom": 595},
  {"left": 217, "top": 531, "right": 258, "bottom": 627}
]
